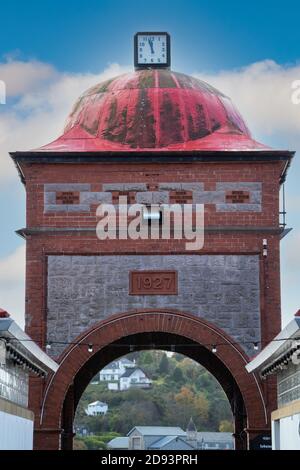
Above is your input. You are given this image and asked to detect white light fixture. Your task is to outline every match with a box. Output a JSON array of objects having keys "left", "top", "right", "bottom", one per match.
[
  {"left": 263, "top": 239, "right": 268, "bottom": 258},
  {"left": 88, "top": 344, "right": 93, "bottom": 353},
  {"left": 253, "top": 342, "right": 259, "bottom": 351},
  {"left": 212, "top": 345, "right": 217, "bottom": 354}
]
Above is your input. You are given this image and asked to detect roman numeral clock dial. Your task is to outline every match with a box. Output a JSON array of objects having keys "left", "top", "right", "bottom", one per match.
[{"left": 134, "top": 32, "right": 170, "bottom": 69}]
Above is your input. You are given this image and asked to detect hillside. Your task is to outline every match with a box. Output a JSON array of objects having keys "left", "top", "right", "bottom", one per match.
[{"left": 74, "top": 351, "right": 233, "bottom": 450}]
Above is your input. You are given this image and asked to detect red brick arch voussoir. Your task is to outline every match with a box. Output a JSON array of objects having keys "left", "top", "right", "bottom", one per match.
[{"left": 39, "top": 309, "right": 267, "bottom": 437}]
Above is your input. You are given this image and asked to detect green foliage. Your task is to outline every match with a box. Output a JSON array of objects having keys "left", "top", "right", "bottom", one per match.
[
  {"left": 158, "top": 354, "right": 169, "bottom": 374},
  {"left": 74, "top": 351, "right": 233, "bottom": 441},
  {"left": 219, "top": 420, "right": 234, "bottom": 432},
  {"left": 172, "top": 366, "right": 184, "bottom": 382}
]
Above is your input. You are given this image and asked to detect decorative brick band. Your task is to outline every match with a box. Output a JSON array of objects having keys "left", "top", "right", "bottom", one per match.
[{"left": 44, "top": 182, "right": 262, "bottom": 213}]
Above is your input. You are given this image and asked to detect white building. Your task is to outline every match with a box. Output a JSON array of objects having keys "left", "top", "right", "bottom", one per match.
[
  {"left": 85, "top": 400, "right": 108, "bottom": 416},
  {"left": 98, "top": 358, "right": 135, "bottom": 382},
  {"left": 0, "top": 309, "right": 58, "bottom": 450},
  {"left": 247, "top": 311, "right": 300, "bottom": 450},
  {"left": 119, "top": 367, "right": 152, "bottom": 391}
]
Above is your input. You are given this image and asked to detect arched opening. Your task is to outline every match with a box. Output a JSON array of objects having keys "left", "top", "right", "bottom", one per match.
[
  {"left": 73, "top": 343, "right": 236, "bottom": 450},
  {"left": 35, "top": 310, "right": 268, "bottom": 450}
]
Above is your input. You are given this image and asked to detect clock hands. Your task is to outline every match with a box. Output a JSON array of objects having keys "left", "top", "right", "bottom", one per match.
[{"left": 148, "top": 38, "right": 155, "bottom": 55}]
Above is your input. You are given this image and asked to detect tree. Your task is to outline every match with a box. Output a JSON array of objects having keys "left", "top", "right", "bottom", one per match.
[
  {"left": 219, "top": 420, "right": 234, "bottom": 433},
  {"left": 193, "top": 393, "right": 209, "bottom": 424},
  {"left": 158, "top": 354, "right": 169, "bottom": 374},
  {"left": 172, "top": 366, "right": 184, "bottom": 382}
]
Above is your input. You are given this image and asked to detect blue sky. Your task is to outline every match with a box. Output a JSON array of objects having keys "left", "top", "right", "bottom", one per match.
[
  {"left": 0, "top": 0, "right": 299, "bottom": 327},
  {"left": 1, "top": 0, "right": 300, "bottom": 73}
]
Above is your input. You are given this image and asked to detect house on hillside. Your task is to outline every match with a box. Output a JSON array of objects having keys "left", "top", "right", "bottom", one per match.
[
  {"left": 85, "top": 401, "right": 108, "bottom": 416},
  {"left": 119, "top": 367, "right": 152, "bottom": 391},
  {"left": 95, "top": 358, "right": 135, "bottom": 383}
]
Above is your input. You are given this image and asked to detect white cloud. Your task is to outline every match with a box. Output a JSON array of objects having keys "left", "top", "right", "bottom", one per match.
[
  {"left": 194, "top": 60, "right": 300, "bottom": 138},
  {"left": 0, "top": 244, "right": 25, "bottom": 327},
  {"left": 0, "top": 59, "right": 57, "bottom": 96},
  {"left": 0, "top": 60, "right": 132, "bottom": 183}
]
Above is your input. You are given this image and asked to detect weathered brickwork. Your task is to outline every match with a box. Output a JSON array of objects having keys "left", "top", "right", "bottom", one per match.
[
  {"left": 47, "top": 254, "right": 260, "bottom": 357},
  {"left": 17, "top": 157, "right": 286, "bottom": 451}
]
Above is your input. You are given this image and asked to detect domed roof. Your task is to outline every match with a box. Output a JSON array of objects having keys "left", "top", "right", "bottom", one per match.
[{"left": 38, "top": 69, "right": 268, "bottom": 152}]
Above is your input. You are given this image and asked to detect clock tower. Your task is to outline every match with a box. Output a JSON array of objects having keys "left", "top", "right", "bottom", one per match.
[{"left": 11, "top": 34, "right": 294, "bottom": 450}]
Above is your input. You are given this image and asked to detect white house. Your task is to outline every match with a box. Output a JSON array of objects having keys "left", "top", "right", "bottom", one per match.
[
  {"left": 85, "top": 401, "right": 108, "bottom": 416},
  {"left": 119, "top": 367, "right": 152, "bottom": 391},
  {"left": 0, "top": 309, "right": 58, "bottom": 450},
  {"left": 247, "top": 311, "right": 300, "bottom": 450},
  {"left": 98, "top": 358, "right": 135, "bottom": 382}
]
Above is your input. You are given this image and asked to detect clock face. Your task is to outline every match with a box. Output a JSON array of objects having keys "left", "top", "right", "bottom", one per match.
[{"left": 135, "top": 33, "right": 170, "bottom": 68}]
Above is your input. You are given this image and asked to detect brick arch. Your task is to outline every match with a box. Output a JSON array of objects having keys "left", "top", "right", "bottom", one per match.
[{"left": 34, "top": 309, "right": 268, "bottom": 450}]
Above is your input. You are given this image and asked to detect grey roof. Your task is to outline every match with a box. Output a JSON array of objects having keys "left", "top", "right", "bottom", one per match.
[
  {"left": 120, "top": 358, "right": 135, "bottom": 366},
  {"left": 149, "top": 435, "right": 194, "bottom": 449},
  {"left": 246, "top": 317, "right": 300, "bottom": 373},
  {"left": 128, "top": 426, "right": 185, "bottom": 437},
  {"left": 107, "top": 437, "right": 129, "bottom": 449},
  {"left": 88, "top": 401, "right": 107, "bottom": 407},
  {"left": 0, "top": 317, "right": 58, "bottom": 374},
  {"left": 197, "top": 432, "right": 234, "bottom": 443},
  {"left": 101, "top": 357, "right": 135, "bottom": 372},
  {"left": 120, "top": 367, "right": 147, "bottom": 378},
  {"left": 101, "top": 361, "right": 119, "bottom": 371}
]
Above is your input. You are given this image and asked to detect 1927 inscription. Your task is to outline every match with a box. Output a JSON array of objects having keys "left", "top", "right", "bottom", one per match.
[
  {"left": 130, "top": 271, "right": 178, "bottom": 295},
  {"left": 56, "top": 191, "right": 80, "bottom": 205},
  {"left": 225, "top": 190, "right": 250, "bottom": 203}
]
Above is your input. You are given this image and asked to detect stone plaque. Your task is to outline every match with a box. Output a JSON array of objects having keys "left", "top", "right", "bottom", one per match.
[
  {"left": 225, "top": 190, "right": 250, "bottom": 203},
  {"left": 130, "top": 270, "right": 178, "bottom": 295},
  {"left": 56, "top": 191, "right": 80, "bottom": 205},
  {"left": 169, "top": 190, "right": 193, "bottom": 204}
]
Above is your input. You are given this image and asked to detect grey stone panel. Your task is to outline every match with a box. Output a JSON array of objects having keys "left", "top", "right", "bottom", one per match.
[
  {"left": 136, "top": 192, "right": 154, "bottom": 204},
  {"left": 193, "top": 191, "right": 225, "bottom": 204},
  {"left": 103, "top": 183, "right": 147, "bottom": 191},
  {"left": 216, "top": 182, "right": 262, "bottom": 191},
  {"left": 152, "top": 192, "right": 169, "bottom": 204},
  {"left": 44, "top": 192, "right": 56, "bottom": 204},
  {"left": 158, "top": 183, "right": 182, "bottom": 190},
  {"left": 216, "top": 204, "right": 261, "bottom": 212},
  {"left": 45, "top": 204, "right": 90, "bottom": 212},
  {"left": 123, "top": 183, "right": 148, "bottom": 191},
  {"left": 47, "top": 254, "right": 260, "bottom": 357},
  {"left": 250, "top": 191, "right": 262, "bottom": 204},
  {"left": 80, "top": 192, "right": 112, "bottom": 204},
  {"left": 180, "top": 183, "right": 204, "bottom": 191},
  {"left": 44, "top": 184, "right": 90, "bottom": 191}
]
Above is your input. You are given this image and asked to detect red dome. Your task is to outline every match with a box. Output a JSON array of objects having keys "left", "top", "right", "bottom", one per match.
[{"left": 38, "top": 69, "right": 268, "bottom": 152}]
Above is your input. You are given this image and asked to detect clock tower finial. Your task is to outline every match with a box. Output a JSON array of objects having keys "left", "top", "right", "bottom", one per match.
[{"left": 134, "top": 32, "right": 170, "bottom": 70}]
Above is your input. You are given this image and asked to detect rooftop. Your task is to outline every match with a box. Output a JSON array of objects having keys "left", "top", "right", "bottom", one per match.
[
  {"left": 30, "top": 69, "right": 271, "bottom": 154},
  {"left": 127, "top": 426, "right": 185, "bottom": 436},
  {"left": 0, "top": 314, "right": 58, "bottom": 375}
]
